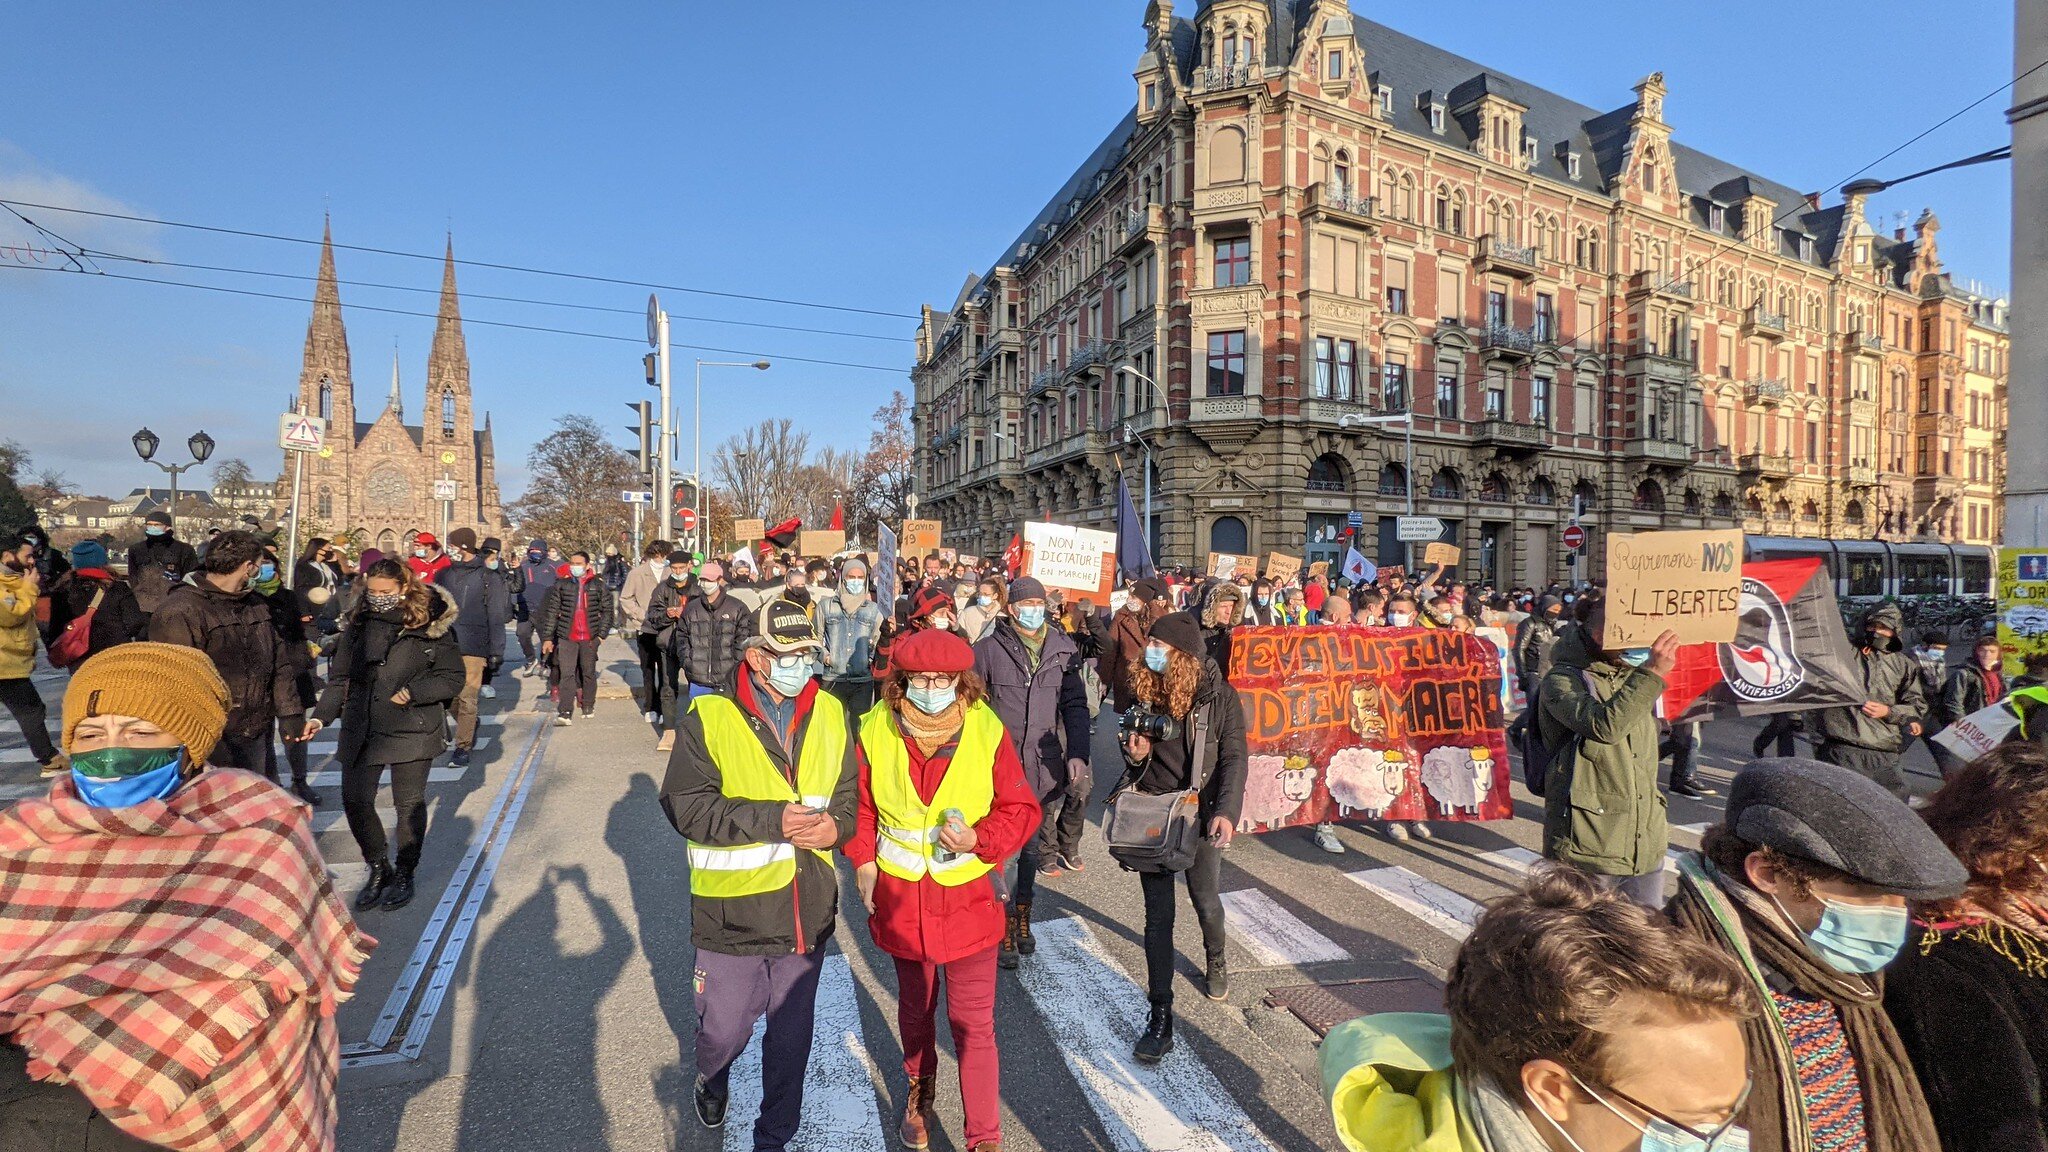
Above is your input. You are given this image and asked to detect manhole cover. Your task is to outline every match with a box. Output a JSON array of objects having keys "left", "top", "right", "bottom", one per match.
[{"left": 1265, "top": 975, "right": 1445, "bottom": 1037}]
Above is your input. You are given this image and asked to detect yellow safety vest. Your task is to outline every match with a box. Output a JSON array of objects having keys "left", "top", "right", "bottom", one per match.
[
  {"left": 686, "top": 691, "right": 847, "bottom": 899},
  {"left": 2010, "top": 685, "right": 2048, "bottom": 739},
  {"left": 861, "top": 700, "right": 1003, "bottom": 887}
]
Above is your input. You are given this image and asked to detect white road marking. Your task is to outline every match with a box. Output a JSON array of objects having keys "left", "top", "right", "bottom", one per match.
[
  {"left": 723, "top": 953, "right": 888, "bottom": 1152},
  {"left": 1016, "top": 916, "right": 1283, "bottom": 1152},
  {"left": 1483, "top": 845, "right": 1684, "bottom": 878},
  {"left": 329, "top": 861, "right": 371, "bottom": 898},
  {"left": 312, "top": 806, "right": 395, "bottom": 837},
  {"left": 306, "top": 764, "right": 472, "bottom": 788},
  {"left": 1218, "top": 889, "right": 1349, "bottom": 967},
  {"left": 1344, "top": 867, "right": 1483, "bottom": 942}
]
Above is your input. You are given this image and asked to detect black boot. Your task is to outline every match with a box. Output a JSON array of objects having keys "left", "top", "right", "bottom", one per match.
[
  {"left": 693, "top": 1075, "right": 728, "bottom": 1129},
  {"left": 1134, "top": 1004, "right": 1174, "bottom": 1063},
  {"left": 1204, "top": 958, "right": 1230, "bottom": 1001},
  {"left": 998, "top": 908, "right": 1020, "bottom": 970},
  {"left": 381, "top": 867, "right": 416, "bottom": 910},
  {"left": 354, "top": 861, "right": 392, "bottom": 911},
  {"left": 1014, "top": 900, "right": 1036, "bottom": 956}
]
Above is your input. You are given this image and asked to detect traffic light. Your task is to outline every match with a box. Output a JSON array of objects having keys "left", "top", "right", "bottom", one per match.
[
  {"left": 626, "top": 401, "right": 654, "bottom": 479},
  {"left": 643, "top": 353, "right": 658, "bottom": 387}
]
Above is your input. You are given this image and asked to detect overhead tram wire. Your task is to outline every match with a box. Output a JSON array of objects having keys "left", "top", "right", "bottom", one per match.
[
  {"left": 0, "top": 197, "right": 921, "bottom": 322},
  {"left": 0, "top": 262, "right": 910, "bottom": 373}
]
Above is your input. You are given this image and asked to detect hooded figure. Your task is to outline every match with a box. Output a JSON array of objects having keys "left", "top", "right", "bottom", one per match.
[
  {"left": 1193, "top": 580, "right": 1244, "bottom": 676},
  {"left": 1810, "top": 603, "right": 1926, "bottom": 800}
]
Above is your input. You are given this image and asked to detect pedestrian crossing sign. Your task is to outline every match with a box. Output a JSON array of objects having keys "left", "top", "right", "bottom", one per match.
[{"left": 279, "top": 413, "right": 328, "bottom": 453}]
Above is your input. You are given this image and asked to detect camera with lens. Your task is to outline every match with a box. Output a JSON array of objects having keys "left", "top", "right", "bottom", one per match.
[{"left": 1119, "top": 703, "right": 1182, "bottom": 743}]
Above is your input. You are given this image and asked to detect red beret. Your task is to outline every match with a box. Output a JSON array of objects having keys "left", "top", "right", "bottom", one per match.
[{"left": 892, "top": 628, "right": 975, "bottom": 674}]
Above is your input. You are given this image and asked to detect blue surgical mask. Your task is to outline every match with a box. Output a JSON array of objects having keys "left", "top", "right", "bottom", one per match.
[
  {"left": 844, "top": 578, "right": 866, "bottom": 596},
  {"left": 1144, "top": 646, "right": 1170, "bottom": 673},
  {"left": 1787, "top": 894, "right": 1911, "bottom": 975},
  {"left": 906, "top": 684, "right": 957, "bottom": 714},
  {"left": 70, "top": 746, "right": 187, "bottom": 808},
  {"left": 765, "top": 654, "right": 812, "bottom": 698},
  {"left": 1541, "top": 1073, "right": 1752, "bottom": 1152},
  {"left": 1619, "top": 648, "right": 1653, "bottom": 668},
  {"left": 144, "top": 525, "right": 166, "bottom": 537},
  {"left": 257, "top": 562, "right": 277, "bottom": 582},
  {"left": 569, "top": 565, "right": 587, "bottom": 579},
  {"left": 977, "top": 595, "right": 994, "bottom": 607},
  {"left": 1015, "top": 605, "right": 1046, "bottom": 631}
]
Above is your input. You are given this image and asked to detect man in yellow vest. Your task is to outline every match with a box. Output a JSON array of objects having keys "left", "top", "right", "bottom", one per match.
[{"left": 659, "top": 595, "right": 857, "bottom": 1149}]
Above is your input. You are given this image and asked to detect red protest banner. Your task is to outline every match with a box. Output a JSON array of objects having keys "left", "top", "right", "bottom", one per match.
[{"left": 1228, "top": 625, "right": 1512, "bottom": 832}]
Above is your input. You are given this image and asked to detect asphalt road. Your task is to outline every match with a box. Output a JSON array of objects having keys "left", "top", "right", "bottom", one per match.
[{"left": 0, "top": 636, "right": 1951, "bottom": 1151}]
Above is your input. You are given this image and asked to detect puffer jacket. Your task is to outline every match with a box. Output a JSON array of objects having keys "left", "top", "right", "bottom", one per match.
[
  {"left": 148, "top": 575, "right": 304, "bottom": 740},
  {"left": 536, "top": 569, "right": 615, "bottom": 645},
  {"left": 1813, "top": 604, "right": 1926, "bottom": 753},
  {"left": 818, "top": 591, "right": 883, "bottom": 685},
  {"left": 0, "top": 567, "right": 37, "bottom": 679},
  {"left": 973, "top": 619, "right": 1091, "bottom": 799},
  {"left": 1535, "top": 624, "right": 1668, "bottom": 878},
  {"left": 658, "top": 585, "right": 753, "bottom": 689},
  {"left": 312, "top": 586, "right": 467, "bottom": 768}
]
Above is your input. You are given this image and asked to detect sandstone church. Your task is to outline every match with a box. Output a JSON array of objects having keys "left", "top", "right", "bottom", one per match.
[{"left": 277, "top": 220, "right": 509, "bottom": 554}]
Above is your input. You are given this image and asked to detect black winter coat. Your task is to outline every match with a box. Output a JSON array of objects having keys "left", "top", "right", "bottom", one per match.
[
  {"left": 653, "top": 583, "right": 753, "bottom": 689},
  {"left": 1814, "top": 604, "right": 1926, "bottom": 753},
  {"left": 435, "top": 556, "right": 510, "bottom": 659},
  {"left": 1937, "top": 663, "right": 2002, "bottom": 729},
  {"left": 1125, "top": 657, "right": 1248, "bottom": 826},
  {"left": 125, "top": 533, "right": 200, "bottom": 615},
  {"left": 973, "top": 621, "right": 1091, "bottom": 799},
  {"left": 536, "top": 572, "right": 615, "bottom": 645},
  {"left": 147, "top": 576, "right": 303, "bottom": 740},
  {"left": 313, "top": 587, "right": 467, "bottom": 768},
  {"left": 1883, "top": 921, "right": 2048, "bottom": 1152},
  {"left": 44, "top": 571, "right": 147, "bottom": 662}
]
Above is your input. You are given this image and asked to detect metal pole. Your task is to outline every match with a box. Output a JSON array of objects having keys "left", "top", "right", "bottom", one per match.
[
  {"left": 1404, "top": 415, "right": 1416, "bottom": 573},
  {"left": 1142, "top": 441, "right": 1153, "bottom": 567},
  {"left": 656, "top": 311, "right": 673, "bottom": 537},
  {"left": 168, "top": 465, "right": 179, "bottom": 533},
  {"left": 284, "top": 403, "right": 306, "bottom": 586},
  {"left": 440, "top": 470, "right": 451, "bottom": 542},
  {"left": 694, "top": 359, "right": 704, "bottom": 549}
]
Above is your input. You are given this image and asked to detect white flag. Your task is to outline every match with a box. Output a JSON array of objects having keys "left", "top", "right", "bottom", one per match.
[{"left": 1343, "top": 547, "right": 1374, "bottom": 583}]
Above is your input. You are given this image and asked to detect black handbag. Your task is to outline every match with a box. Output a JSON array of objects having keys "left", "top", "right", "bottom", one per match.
[{"left": 1103, "top": 710, "right": 1212, "bottom": 873}]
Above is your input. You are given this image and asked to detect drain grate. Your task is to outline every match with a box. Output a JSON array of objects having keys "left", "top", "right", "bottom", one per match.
[{"left": 1264, "top": 975, "right": 1445, "bottom": 1037}]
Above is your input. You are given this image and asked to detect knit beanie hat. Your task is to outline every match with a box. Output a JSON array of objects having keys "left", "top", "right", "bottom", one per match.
[
  {"left": 70, "top": 540, "right": 109, "bottom": 570},
  {"left": 1148, "top": 612, "right": 1206, "bottom": 659},
  {"left": 62, "top": 643, "right": 232, "bottom": 765}
]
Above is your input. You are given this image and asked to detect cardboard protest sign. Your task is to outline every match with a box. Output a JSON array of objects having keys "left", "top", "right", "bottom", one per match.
[
  {"left": 1998, "top": 547, "right": 2048, "bottom": 677},
  {"left": 1423, "top": 542, "right": 1460, "bottom": 569},
  {"left": 1932, "top": 700, "right": 2023, "bottom": 764},
  {"left": 1229, "top": 627, "right": 1512, "bottom": 832},
  {"left": 1207, "top": 552, "right": 1258, "bottom": 581},
  {"left": 1021, "top": 522, "right": 1115, "bottom": 599},
  {"left": 902, "top": 520, "right": 942, "bottom": 557},
  {"left": 1601, "top": 529, "right": 1743, "bottom": 648},
  {"left": 732, "top": 519, "right": 766, "bottom": 542},
  {"left": 957, "top": 554, "right": 980, "bottom": 567},
  {"left": 1474, "top": 626, "right": 1525, "bottom": 713},
  {"left": 1308, "top": 560, "right": 1331, "bottom": 579},
  {"left": 1660, "top": 558, "right": 1868, "bottom": 723},
  {"left": 1264, "top": 553, "right": 1303, "bottom": 585},
  {"left": 798, "top": 530, "right": 845, "bottom": 558},
  {"left": 936, "top": 548, "right": 958, "bottom": 564}
]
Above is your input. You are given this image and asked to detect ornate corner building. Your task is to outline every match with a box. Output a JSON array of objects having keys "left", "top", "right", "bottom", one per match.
[
  {"left": 909, "top": 0, "right": 2008, "bottom": 585},
  {"left": 274, "top": 220, "right": 508, "bottom": 553}
]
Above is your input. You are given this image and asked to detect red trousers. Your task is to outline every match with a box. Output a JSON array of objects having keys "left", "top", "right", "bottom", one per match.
[{"left": 893, "top": 945, "right": 1001, "bottom": 1147}]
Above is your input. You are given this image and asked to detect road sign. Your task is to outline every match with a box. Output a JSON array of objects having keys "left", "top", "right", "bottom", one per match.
[
  {"left": 1561, "top": 523, "right": 1588, "bottom": 551},
  {"left": 647, "top": 294, "right": 660, "bottom": 349},
  {"left": 1346, "top": 510, "right": 1365, "bottom": 529},
  {"left": 432, "top": 480, "right": 459, "bottom": 501},
  {"left": 621, "top": 490, "right": 655, "bottom": 505},
  {"left": 278, "top": 413, "right": 327, "bottom": 453},
  {"left": 675, "top": 507, "right": 699, "bottom": 532},
  {"left": 1396, "top": 516, "right": 1445, "bottom": 543}
]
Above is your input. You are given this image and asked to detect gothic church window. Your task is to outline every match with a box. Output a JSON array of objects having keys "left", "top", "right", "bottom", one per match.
[{"left": 441, "top": 390, "right": 456, "bottom": 438}]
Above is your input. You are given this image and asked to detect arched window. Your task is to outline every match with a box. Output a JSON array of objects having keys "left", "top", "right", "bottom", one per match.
[
  {"left": 1634, "top": 479, "right": 1666, "bottom": 512},
  {"left": 1429, "top": 467, "right": 1464, "bottom": 499},
  {"left": 317, "top": 377, "right": 332, "bottom": 422},
  {"left": 1586, "top": 232, "right": 1600, "bottom": 272},
  {"left": 1800, "top": 500, "right": 1820, "bottom": 524},
  {"left": 1641, "top": 148, "right": 1659, "bottom": 193},
  {"left": 317, "top": 486, "right": 332, "bottom": 518},
  {"left": 1712, "top": 492, "right": 1736, "bottom": 519},
  {"left": 1480, "top": 472, "right": 1509, "bottom": 503},
  {"left": 1333, "top": 149, "right": 1351, "bottom": 195},
  {"left": 1746, "top": 494, "right": 1765, "bottom": 517},
  {"left": 1208, "top": 126, "right": 1247, "bottom": 184},
  {"left": 1527, "top": 476, "right": 1555, "bottom": 506},
  {"left": 1379, "top": 462, "right": 1409, "bottom": 496},
  {"left": 440, "top": 390, "right": 456, "bottom": 438},
  {"left": 1573, "top": 480, "right": 1600, "bottom": 513},
  {"left": 1210, "top": 515, "right": 1249, "bottom": 555},
  {"left": 1307, "top": 454, "right": 1350, "bottom": 493},
  {"left": 1682, "top": 488, "right": 1702, "bottom": 514},
  {"left": 1773, "top": 498, "right": 1793, "bottom": 520},
  {"left": 1844, "top": 499, "right": 1865, "bottom": 526}
]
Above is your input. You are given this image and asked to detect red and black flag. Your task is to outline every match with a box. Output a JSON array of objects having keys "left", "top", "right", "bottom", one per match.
[
  {"left": 761, "top": 517, "right": 803, "bottom": 551},
  {"left": 1662, "top": 558, "right": 1865, "bottom": 723}
]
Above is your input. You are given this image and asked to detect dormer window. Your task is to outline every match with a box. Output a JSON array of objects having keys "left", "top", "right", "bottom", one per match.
[
  {"left": 1377, "top": 85, "right": 1393, "bottom": 114},
  {"left": 1429, "top": 102, "right": 1445, "bottom": 134},
  {"left": 1523, "top": 136, "right": 1538, "bottom": 168},
  {"left": 1330, "top": 50, "right": 1347, "bottom": 81},
  {"left": 1566, "top": 151, "right": 1581, "bottom": 179},
  {"left": 1144, "top": 81, "right": 1159, "bottom": 110},
  {"left": 1798, "top": 235, "right": 1815, "bottom": 262},
  {"left": 1708, "top": 204, "right": 1725, "bottom": 232}
]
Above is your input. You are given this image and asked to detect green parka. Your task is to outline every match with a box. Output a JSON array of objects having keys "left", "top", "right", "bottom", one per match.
[{"left": 1535, "top": 624, "right": 1668, "bottom": 878}]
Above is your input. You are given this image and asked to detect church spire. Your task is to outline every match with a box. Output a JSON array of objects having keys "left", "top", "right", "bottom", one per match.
[
  {"left": 297, "top": 214, "right": 354, "bottom": 432},
  {"left": 387, "top": 340, "right": 404, "bottom": 419},
  {"left": 426, "top": 236, "right": 469, "bottom": 398}
]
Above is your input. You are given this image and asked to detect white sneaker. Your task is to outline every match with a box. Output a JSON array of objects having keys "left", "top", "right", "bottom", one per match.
[
  {"left": 553, "top": 715, "right": 572, "bottom": 728},
  {"left": 480, "top": 684, "right": 497, "bottom": 699},
  {"left": 1311, "top": 823, "right": 1345, "bottom": 855},
  {"left": 644, "top": 710, "right": 661, "bottom": 724},
  {"left": 1385, "top": 822, "right": 1411, "bottom": 843},
  {"left": 1409, "top": 822, "right": 1434, "bottom": 841}
]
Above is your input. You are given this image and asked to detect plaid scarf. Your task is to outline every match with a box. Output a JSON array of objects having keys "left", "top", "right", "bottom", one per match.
[{"left": 0, "top": 768, "right": 376, "bottom": 1151}]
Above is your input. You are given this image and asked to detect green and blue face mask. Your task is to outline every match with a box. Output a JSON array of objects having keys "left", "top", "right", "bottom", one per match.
[{"left": 71, "top": 746, "right": 187, "bottom": 808}]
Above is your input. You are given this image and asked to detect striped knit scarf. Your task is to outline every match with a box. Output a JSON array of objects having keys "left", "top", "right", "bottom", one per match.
[{"left": 0, "top": 768, "right": 376, "bottom": 1151}]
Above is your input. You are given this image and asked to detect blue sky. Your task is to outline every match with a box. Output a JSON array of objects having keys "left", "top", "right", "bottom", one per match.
[{"left": 1, "top": 1, "right": 2017, "bottom": 501}]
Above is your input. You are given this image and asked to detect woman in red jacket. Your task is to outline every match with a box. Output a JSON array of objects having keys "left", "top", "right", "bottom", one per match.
[{"left": 845, "top": 629, "right": 1039, "bottom": 1152}]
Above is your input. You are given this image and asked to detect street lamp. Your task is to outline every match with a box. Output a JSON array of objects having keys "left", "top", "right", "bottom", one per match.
[
  {"left": 1116, "top": 366, "right": 1164, "bottom": 566},
  {"left": 1340, "top": 412, "right": 1415, "bottom": 568},
  {"left": 131, "top": 427, "right": 214, "bottom": 528},
  {"left": 695, "top": 360, "right": 771, "bottom": 548}
]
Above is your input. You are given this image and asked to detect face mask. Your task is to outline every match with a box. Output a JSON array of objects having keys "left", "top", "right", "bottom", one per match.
[
  {"left": 1388, "top": 612, "right": 1414, "bottom": 627},
  {"left": 486, "top": 558, "right": 500, "bottom": 570},
  {"left": 529, "top": 552, "right": 544, "bottom": 563},
  {"left": 931, "top": 617, "right": 954, "bottom": 631},
  {"left": 701, "top": 582, "right": 723, "bottom": 597},
  {"left": 1781, "top": 893, "right": 1910, "bottom": 974},
  {"left": 257, "top": 562, "right": 277, "bottom": 582},
  {"left": 1144, "top": 646, "right": 1170, "bottom": 673},
  {"left": 569, "top": 565, "right": 587, "bottom": 579},
  {"left": 70, "top": 746, "right": 186, "bottom": 808},
  {"left": 844, "top": 578, "right": 866, "bottom": 596},
  {"left": 1015, "top": 605, "right": 1047, "bottom": 631},
  {"left": 765, "top": 655, "right": 812, "bottom": 697},
  {"left": 366, "top": 591, "right": 404, "bottom": 612},
  {"left": 671, "top": 572, "right": 690, "bottom": 584},
  {"left": 1563, "top": 593, "right": 1577, "bottom": 604},
  {"left": 1619, "top": 648, "right": 1653, "bottom": 668},
  {"left": 414, "top": 548, "right": 429, "bottom": 559},
  {"left": 978, "top": 595, "right": 994, "bottom": 607},
  {"left": 1537, "top": 1073, "right": 1752, "bottom": 1152},
  {"left": 1256, "top": 596, "right": 1270, "bottom": 607},
  {"left": 145, "top": 525, "right": 167, "bottom": 537},
  {"left": 907, "top": 684, "right": 957, "bottom": 714}
]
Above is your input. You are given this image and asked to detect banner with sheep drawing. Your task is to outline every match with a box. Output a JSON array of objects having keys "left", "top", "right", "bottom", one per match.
[{"left": 1228, "top": 626, "right": 1512, "bottom": 830}]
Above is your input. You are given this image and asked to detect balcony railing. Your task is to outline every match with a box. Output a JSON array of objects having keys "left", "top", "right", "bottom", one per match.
[
  {"left": 1848, "top": 464, "right": 1879, "bottom": 487},
  {"left": 1069, "top": 341, "right": 1111, "bottom": 375},
  {"left": 1473, "top": 419, "right": 1549, "bottom": 453},
  {"left": 1302, "top": 394, "right": 1367, "bottom": 426},
  {"left": 1191, "top": 394, "right": 1267, "bottom": 423},
  {"left": 1739, "top": 452, "right": 1795, "bottom": 480},
  {"left": 1305, "top": 182, "right": 1375, "bottom": 220},
  {"left": 1744, "top": 307, "right": 1789, "bottom": 339},
  {"left": 1480, "top": 322, "right": 1536, "bottom": 356},
  {"left": 1846, "top": 329, "right": 1884, "bottom": 355},
  {"left": 1744, "top": 378, "right": 1789, "bottom": 406},
  {"left": 1628, "top": 270, "right": 1694, "bottom": 300},
  {"left": 1028, "top": 366, "right": 1060, "bottom": 396},
  {"left": 1305, "top": 478, "right": 1348, "bottom": 493},
  {"left": 1200, "top": 62, "right": 1260, "bottom": 91},
  {"left": 1632, "top": 339, "right": 1695, "bottom": 365},
  {"left": 1378, "top": 482, "right": 1410, "bottom": 497},
  {"left": 1626, "top": 438, "right": 1693, "bottom": 465},
  {"left": 1476, "top": 234, "right": 1538, "bottom": 276}
]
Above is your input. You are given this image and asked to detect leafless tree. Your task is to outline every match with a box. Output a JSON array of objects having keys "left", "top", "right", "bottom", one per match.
[{"left": 508, "top": 414, "right": 643, "bottom": 553}]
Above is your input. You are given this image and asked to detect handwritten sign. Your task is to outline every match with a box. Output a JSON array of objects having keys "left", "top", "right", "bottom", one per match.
[
  {"left": 1229, "top": 626, "right": 1512, "bottom": 830},
  {"left": 798, "top": 530, "right": 845, "bottom": 558},
  {"left": 1308, "top": 560, "right": 1330, "bottom": 579},
  {"left": 1423, "top": 542, "right": 1461, "bottom": 569},
  {"left": 1264, "top": 553, "right": 1303, "bottom": 585},
  {"left": 1375, "top": 565, "right": 1406, "bottom": 587},
  {"left": 957, "top": 554, "right": 980, "bottom": 568},
  {"left": 936, "top": 548, "right": 958, "bottom": 565},
  {"left": 1207, "top": 553, "right": 1258, "bottom": 581},
  {"left": 1601, "top": 529, "right": 1743, "bottom": 648},
  {"left": 902, "top": 520, "right": 942, "bottom": 557},
  {"left": 1022, "top": 521, "right": 1115, "bottom": 599},
  {"left": 732, "top": 518, "right": 765, "bottom": 542}
]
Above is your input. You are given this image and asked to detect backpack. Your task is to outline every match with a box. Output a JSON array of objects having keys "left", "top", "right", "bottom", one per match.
[{"left": 1510, "top": 676, "right": 1584, "bottom": 798}]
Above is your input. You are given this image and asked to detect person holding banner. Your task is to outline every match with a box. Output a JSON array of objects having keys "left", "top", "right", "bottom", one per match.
[
  {"left": 1931, "top": 637, "right": 2005, "bottom": 778},
  {"left": 1120, "top": 612, "right": 1248, "bottom": 1063},
  {"left": 1812, "top": 605, "right": 1926, "bottom": 801}
]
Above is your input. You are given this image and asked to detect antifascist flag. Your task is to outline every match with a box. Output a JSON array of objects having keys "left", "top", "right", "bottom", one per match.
[
  {"left": 762, "top": 517, "right": 803, "bottom": 550},
  {"left": 1662, "top": 557, "right": 1864, "bottom": 723},
  {"left": 1342, "top": 547, "right": 1375, "bottom": 584}
]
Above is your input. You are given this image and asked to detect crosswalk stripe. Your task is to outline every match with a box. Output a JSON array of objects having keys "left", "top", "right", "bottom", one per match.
[
  {"left": 723, "top": 953, "right": 887, "bottom": 1152},
  {"left": 305, "top": 765, "right": 472, "bottom": 788},
  {"left": 1343, "top": 867, "right": 1482, "bottom": 942},
  {"left": 1482, "top": 845, "right": 1684, "bottom": 878},
  {"left": 0, "top": 780, "right": 48, "bottom": 805},
  {"left": 1016, "top": 916, "right": 1283, "bottom": 1152},
  {"left": 1218, "top": 889, "right": 1349, "bottom": 967}
]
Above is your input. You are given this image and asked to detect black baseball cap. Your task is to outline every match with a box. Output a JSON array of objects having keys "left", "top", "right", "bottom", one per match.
[{"left": 748, "top": 596, "right": 822, "bottom": 656}]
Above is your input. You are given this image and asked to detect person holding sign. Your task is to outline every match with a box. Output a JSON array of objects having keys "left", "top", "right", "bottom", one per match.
[{"left": 1811, "top": 605, "right": 1926, "bottom": 800}]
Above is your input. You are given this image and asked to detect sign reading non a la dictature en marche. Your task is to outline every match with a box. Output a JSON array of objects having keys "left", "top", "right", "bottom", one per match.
[
  {"left": 1021, "top": 521, "right": 1116, "bottom": 600},
  {"left": 1600, "top": 529, "right": 1745, "bottom": 648},
  {"left": 1229, "top": 626, "right": 1512, "bottom": 831}
]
